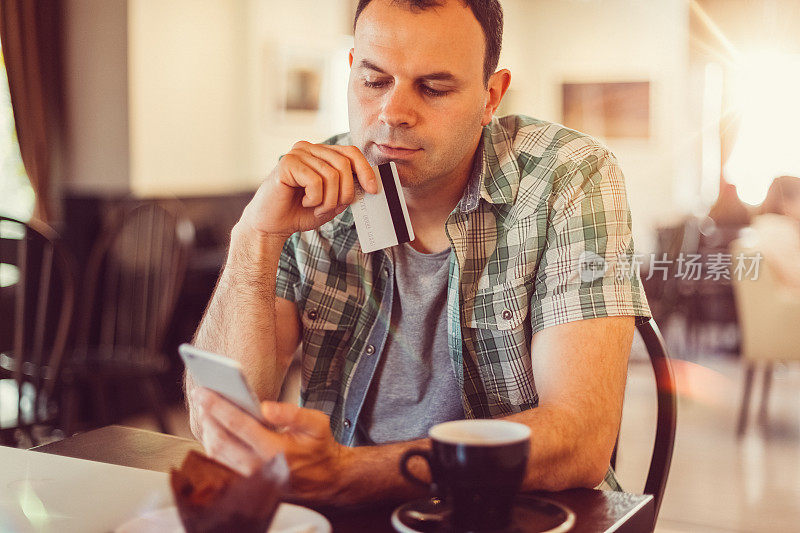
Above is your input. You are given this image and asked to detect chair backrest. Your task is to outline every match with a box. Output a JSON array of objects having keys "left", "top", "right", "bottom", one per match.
[
  {"left": 730, "top": 239, "right": 800, "bottom": 362},
  {"left": 636, "top": 318, "right": 677, "bottom": 524},
  {"left": 610, "top": 319, "right": 677, "bottom": 525},
  {"left": 0, "top": 216, "right": 76, "bottom": 431},
  {"left": 75, "top": 202, "right": 195, "bottom": 356}
]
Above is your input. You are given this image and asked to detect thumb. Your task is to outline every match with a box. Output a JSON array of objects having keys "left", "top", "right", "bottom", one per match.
[{"left": 260, "top": 401, "right": 331, "bottom": 437}]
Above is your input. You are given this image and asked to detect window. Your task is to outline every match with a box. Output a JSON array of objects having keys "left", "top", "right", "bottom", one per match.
[
  {"left": 0, "top": 42, "right": 34, "bottom": 223},
  {"left": 0, "top": 42, "right": 33, "bottom": 289},
  {"left": 724, "top": 52, "right": 800, "bottom": 205}
]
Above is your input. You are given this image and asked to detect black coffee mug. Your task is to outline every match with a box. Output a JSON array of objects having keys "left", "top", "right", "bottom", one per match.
[{"left": 400, "top": 419, "right": 531, "bottom": 531}]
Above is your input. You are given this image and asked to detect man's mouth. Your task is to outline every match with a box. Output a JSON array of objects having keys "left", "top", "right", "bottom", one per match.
[{"left": 374, "top": 143, "right": 421, "bottom": 159}]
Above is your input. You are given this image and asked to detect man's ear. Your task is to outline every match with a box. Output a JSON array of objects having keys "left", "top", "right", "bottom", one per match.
[
  {"left": 348, "top": 48, "right": 355, "bottom": 68},
  {"left": 481, "top": 69, "right": 511, "bottom": 125}
]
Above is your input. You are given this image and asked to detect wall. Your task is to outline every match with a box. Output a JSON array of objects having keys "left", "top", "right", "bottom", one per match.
[
  {"left": 61, "top": 0, "right": 695, "bottom": 250},
  {"left": 62, "top": 0, "right": 130, "bottom": 194},
  {"left": 242, "top": 0, "right": 353, "bottom": 182},
  {"left": 127, "top": 0, "right": 249, "bottom": 196},
  {"left": 500, "top": 0, "right": 693, "bottom": 252}
]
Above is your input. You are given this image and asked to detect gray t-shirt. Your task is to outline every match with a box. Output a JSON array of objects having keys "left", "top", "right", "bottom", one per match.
[{"left": 355, "top": 243, "right": 465, "bottom": 445}]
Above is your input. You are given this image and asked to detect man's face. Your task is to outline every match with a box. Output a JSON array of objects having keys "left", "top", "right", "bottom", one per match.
[{"left": 348, "top": 0, "right": 489, "bottom": 189}]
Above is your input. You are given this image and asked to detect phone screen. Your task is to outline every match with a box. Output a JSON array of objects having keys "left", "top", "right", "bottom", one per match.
[{"left": 179, "top": 343, "right": 266, "bottom": 423}]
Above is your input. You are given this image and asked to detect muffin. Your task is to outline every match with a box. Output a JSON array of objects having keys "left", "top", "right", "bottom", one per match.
[{"left": 170, "top": 450, "right": 288, "bottom": 533}]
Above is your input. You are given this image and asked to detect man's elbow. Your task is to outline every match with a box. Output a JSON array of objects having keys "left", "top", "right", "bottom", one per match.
[
  {"left": 578, "top": 455, "right": 612, "bottom": 488},
  {"left": 537, "top": 448, "right": 612, "bottom": 491},
  {"left": 576, "top": 430, "right": 617, "bottom": 488}
]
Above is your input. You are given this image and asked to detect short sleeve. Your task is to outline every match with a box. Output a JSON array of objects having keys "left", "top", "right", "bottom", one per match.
[
  {"left": 275, "top": 233, "right": 300, "bottom": 302},
  {"left": 529, "top": 150, "right": 651, "bottom": 334}
]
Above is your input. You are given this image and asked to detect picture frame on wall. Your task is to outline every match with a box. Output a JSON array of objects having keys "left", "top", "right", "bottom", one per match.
[
  {"left": 263, "top": 37, "right": 353, "bottom": 135},
  {"left": 561, "top": 81, "right": 651, "bottom": 139}
]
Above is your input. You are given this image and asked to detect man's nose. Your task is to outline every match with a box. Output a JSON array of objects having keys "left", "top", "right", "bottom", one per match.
[{"left": 378, "top": 86, "right": 417, "bottom": 129}]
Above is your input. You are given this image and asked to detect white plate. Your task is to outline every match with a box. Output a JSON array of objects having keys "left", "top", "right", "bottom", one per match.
[{"left": 115, "top": 502, "right": 331, "bottom": 533}]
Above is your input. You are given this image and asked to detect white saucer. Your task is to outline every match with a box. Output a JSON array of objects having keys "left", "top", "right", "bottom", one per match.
[{"left": 115, "top": 502, "right": 331, "bottom": 533}]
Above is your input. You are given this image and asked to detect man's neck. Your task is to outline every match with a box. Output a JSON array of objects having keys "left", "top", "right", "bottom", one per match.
[{"left": 403, "top": 142, "right": 480, "bottom": 253}]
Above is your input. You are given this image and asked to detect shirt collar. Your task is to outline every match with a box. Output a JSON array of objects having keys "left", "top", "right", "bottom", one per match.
[
  {"left": 476, "top": 117, "right": 519, "bottom": 206},
  {"left": 455, "top": 136, "right": 484, "bottom": 215}
]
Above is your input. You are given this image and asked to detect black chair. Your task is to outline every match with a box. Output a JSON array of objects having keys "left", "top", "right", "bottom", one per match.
[
  {"left": 612, "top": 318, "right": 677, "bottom": 528},
  {"left": 63, "top": 202, "right": 194, "bottom": 435},
  {"left": 0, "top": 216, "right": 76, "bottom": 447}
]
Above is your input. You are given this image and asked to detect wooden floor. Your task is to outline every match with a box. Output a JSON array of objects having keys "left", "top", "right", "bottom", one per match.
[
  {"left": 616, "top": 335, "right": 800, "bottom": 532},
  {"left": 123, "top": 338, "right": 800, "bottom": 532}
]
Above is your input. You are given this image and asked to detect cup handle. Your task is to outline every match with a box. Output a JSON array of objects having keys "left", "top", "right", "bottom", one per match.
[{"left": 400, "top": 448, "right": 433, "bottom": 487}]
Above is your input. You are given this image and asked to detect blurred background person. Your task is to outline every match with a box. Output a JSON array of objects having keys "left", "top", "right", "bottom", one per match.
[{"left": 750, "top": 176, "right": 800, "bottom": 294}]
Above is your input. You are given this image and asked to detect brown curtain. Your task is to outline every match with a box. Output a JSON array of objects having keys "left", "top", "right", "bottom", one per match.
[{"left": 0, "top": 1, "right": 64, "bottom": 224}]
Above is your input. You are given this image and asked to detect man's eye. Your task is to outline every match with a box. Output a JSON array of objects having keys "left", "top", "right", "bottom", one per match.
[
  {"left": 421, "top": 85, "right": 449, "bottom": 97},
  {"left": 364, "top": 80, "right": 389, "bottom": 89}
]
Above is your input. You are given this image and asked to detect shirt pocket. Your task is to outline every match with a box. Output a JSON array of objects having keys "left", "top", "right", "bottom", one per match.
[
  {"left": 463, "top": 277, "right": 531, "bottom": 330},
  {"left": 298, "top": 284, "right": 359, "bottom": 331},
  {"left": 297, "top": 283, "right": 359, "bottom": 392},
  {"left": 462, "top": 278, "right": 536, "bottom": 408}
]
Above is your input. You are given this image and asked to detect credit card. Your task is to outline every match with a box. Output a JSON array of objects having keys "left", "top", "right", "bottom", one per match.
[{"left": 351, "top": 161, "right": 415, "bottom": 253}]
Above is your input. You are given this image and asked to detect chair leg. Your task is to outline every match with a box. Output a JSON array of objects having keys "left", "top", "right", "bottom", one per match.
[
  {"left": 758, "top": 363, "right": 773, "bottom": 427},
  {"left": 737, "top": 363, "right": 756, "bottom": 437},
  {"left": 62, "top": 383, "right": 78, "bottom": 437},
  {"left": 141, "top": 377, "right": 170, "bottom": 434}
]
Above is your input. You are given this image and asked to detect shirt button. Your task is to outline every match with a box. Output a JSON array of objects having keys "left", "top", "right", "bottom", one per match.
[
  {"left": 365, "top": 344, "right": 376, "bottom": 355},
  {"left": 343, "top": 418, "right": 352, "bottom": 428},
  {"left": 307, "top": 309, "right": 318, "bottom": 320},
  {"left": 502, "top": 309, "right": 513, "bottom": 320},
  {"left": 384, "top": 267, "right": 390, "bottom": 277}
]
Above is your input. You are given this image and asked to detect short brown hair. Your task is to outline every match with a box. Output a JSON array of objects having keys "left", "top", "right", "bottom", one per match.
[{"left": 353, "top": 0, "right": 503, "bottom": 84}]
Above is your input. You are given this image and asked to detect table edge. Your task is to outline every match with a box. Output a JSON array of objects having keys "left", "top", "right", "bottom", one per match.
[{"left": 607, "top": 494, "right": 654, "bottom": 532}]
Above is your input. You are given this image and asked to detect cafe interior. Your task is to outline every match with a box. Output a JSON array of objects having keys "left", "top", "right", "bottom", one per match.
[{"left": 1, "top": 0, "right": 799, "bottom": 531}]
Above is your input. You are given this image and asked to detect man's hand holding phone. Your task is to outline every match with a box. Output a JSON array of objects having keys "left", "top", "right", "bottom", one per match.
[{"left": 184, "top": 142, "right": 379, "bottom": 502}]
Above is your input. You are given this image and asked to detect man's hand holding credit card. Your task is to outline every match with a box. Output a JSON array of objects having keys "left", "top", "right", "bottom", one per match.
[{"left": 236, "top": 140, "right": 412, "bottom": 252}]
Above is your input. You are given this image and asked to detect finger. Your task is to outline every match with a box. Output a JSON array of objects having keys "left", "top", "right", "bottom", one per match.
[
  {"left": 297, "top": 145, "right": 360, "bottom": 205},
  {"left": 326, "top": 145, "right": 378, "bottom": 195},
  {"left": 201, "top": 416, "right": 264, "bottom": 477},
  {"left": 280, "top": 154, "right": 324, "bottom": 207},
  {"left": 297, "top": 154, "right": 353, "bottom": 207},
  {"left": 313, "top": 159, "right": 340, "bottom": 217},
  {"left": 339, "top": 166, "right": 355, "bottom": 205},
  {"left": 260, "top": 401, "right": 332, "bottom": 439},
  {"left": 198, "top": 389, "right": 287, "bottom": 461}
]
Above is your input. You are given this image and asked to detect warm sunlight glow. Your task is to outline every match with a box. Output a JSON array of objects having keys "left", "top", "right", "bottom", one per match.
[
  {"left": 725, "top": 51, "right": 800, "bottom": 205},
  {"left": 18, "top": 477, "right": 50, "bottom": 530}
]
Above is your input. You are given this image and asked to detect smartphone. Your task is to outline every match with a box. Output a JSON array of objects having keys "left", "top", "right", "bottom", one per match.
[{"left": 179, "top": 343, "right": 266, "bottom": 423}]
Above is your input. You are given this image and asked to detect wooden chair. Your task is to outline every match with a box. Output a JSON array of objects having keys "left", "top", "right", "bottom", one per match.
[
  {"left": 0, "top": 216, "right": 76, "bottom": 447},
  {"left": 612, "top": 318, "right": 677, "bottom": 528},
  {"left": 63, "top": 202, "right": 194, "bottom": 435}
]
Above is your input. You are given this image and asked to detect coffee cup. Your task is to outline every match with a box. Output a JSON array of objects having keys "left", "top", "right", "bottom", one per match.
[{"left": 400, "top": 419, "right": 531, "bottom": 531}]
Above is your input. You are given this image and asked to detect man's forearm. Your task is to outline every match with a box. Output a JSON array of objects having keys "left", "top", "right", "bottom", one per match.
[
  {"left": 336, "top": 438, "right": 432, "bottom": 505},
  {"left": 335, "top": 406, "right": 611, "bottom": 505},
  {"left": 506, "top": 405, "right": 613, "bottom": 491},
  {"left": 187, "top": 225, "right": 291, "bottom": 437}
]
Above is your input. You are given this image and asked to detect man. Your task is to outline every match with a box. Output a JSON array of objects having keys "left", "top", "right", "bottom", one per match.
[{"left": 188, "top": 0, "right": 650, "bottom": 505}]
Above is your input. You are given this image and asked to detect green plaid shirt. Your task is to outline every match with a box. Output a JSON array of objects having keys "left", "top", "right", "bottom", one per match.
[{"left": 276, "top": 115, "right": 650, "bottom": 479}]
